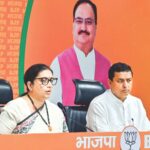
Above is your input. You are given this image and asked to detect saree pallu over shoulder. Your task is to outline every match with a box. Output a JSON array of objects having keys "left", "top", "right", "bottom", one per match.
[
  {"left": 12, "top": 104, "right": 44, "bottom": 134},
  {"left": 0, "top": 97, "right": 67, "bottom": 134},
  {"left": 12, "top": 112, "right": 38, "bottom": 134}
]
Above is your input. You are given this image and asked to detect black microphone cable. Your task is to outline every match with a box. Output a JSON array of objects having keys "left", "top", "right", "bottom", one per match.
[{"left": 57, "top": 102, "right": 94, "bottom": 132}]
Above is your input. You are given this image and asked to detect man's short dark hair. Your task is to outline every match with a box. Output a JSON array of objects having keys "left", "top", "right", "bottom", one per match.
[
  {"left": 108, "top": 62, "right": 133, "bottom": 81},
  {"left": 73, "top": 0, "right": 97, "bottom": 25}
]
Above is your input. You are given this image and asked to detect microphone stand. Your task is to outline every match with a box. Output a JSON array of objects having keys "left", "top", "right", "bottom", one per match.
[{"left": 57, "top": 102, "right": 94, "bottom": 132}]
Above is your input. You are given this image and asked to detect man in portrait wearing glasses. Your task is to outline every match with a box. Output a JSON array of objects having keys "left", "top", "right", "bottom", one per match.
[{"left": 50, "top": 0, "right": 111, "bottom": 106}]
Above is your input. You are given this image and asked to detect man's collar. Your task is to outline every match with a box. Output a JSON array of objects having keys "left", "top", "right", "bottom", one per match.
[{"left": 73, "top": 44, "right": 94, "bottom": 57}]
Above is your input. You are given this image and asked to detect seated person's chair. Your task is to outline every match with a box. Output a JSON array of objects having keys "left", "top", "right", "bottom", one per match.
[
  {"left": 58, "top": 79, "right": 106, "bottom": 132},
  {"left": 0, "top": 79, "right": 13, "bottom": 109}
]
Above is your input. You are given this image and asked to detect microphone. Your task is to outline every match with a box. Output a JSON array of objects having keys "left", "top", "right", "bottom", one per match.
[
  {"left": 57, "top": 102, "right": 68, "bottom": 121},
  {"left": 57, "top": 102, "right": 94, "bottom": 132},
  {"left": 131, "top": 118, "right": 134, "bottom": 125}
]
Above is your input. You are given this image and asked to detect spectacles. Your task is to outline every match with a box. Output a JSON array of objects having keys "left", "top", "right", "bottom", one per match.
[
  {"left": 35, "top": 77, "right": 58, "bottom": 86},
  {"left": 74, "top": 17, "right": 95, "bottom": 25}
]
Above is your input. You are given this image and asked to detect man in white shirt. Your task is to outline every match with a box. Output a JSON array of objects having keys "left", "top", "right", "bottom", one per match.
[
  {"left": 50, "top": 0, "right": 111, "bottom": 106},
  {"left": 86, "top": 62, "right": 150, "bottom": 132}
]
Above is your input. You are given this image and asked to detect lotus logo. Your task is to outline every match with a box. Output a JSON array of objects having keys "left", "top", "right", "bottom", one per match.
[{"left": 120, "top": 126, "right": 141, "bottom": 150}]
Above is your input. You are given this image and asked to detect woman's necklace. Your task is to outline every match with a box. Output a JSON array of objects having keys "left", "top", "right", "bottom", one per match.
[{"left": 27, "top": 94, "right": 52, "bottom": 131}]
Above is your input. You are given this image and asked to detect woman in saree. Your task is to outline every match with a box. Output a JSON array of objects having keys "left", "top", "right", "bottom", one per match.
[{"left": 0, "top": 64, "right": 68, "bottom": 134}]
